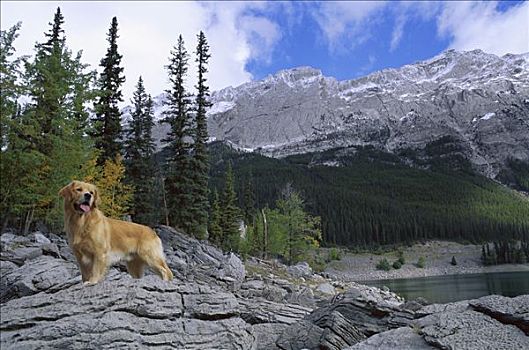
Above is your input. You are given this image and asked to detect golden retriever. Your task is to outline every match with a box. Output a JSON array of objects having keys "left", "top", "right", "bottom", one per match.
[{"left": 59, "top": 180, "right": 173, "bottom": 284}]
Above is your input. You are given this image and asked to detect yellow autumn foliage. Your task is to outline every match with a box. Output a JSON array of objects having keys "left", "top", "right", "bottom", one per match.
[{"left": 82, "top": 154, "right": 133, "bottom": 219}]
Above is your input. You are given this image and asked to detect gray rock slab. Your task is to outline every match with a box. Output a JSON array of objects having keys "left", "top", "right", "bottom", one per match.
[
  {"left": 417, "top": 310, "right": 529, "bottom": 350},
  {"left": 346, "top": 327, "right": 435, "bottom": 350}
]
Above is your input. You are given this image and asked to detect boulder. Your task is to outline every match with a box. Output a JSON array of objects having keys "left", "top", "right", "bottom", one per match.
[
  {"left": 417, "top": 310, "right": 529, "bottom": 350},
  {"left": 347, "top": 327, "right": 436, "bottom": 350},
  {"left": 469, "top": 294, "right": 529, "bottom": 335},
  {"left": 0, "top": 275, "right": 255, "bottom": 349},
  {"left": 0, "top": 255, "right": 79, "bottom": 303},
  {"left": 287, "top": 262, "right": 312, "bottom": 278},
  {"left": 316, "top": 282, "right": 336, "bottom": 295}
]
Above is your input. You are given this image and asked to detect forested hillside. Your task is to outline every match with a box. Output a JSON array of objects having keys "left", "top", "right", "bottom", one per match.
[{"left": 207, "top": 142, "right": 529, "bottom": 248}]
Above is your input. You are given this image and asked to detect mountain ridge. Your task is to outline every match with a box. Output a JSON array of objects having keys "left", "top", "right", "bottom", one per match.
[{"left": 123, "top": 49, "right": 529, "bottom": 182}]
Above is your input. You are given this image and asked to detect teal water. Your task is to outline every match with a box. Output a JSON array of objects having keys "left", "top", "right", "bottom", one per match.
[{"left": 362, "top": 271, "right": 529, "bottom": 304}]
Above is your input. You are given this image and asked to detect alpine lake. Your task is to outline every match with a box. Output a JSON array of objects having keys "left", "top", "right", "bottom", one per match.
[{"left": 362, "top": 270, "right": 529, "bottom": 303}]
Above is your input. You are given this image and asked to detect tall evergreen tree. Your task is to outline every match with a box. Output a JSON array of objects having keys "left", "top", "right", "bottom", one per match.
[
  {"left": 124, "top": 76, "right": 157, "bottom": 225},
  {"left": 190, "top": 31, "right": 212, "bottom": 239},
  {"left": 3, "top": 8, "right": 95, "bottom": 231},
  {"left": 208, "top": 189, "right": 223, "bottom": 246},
  {"left": 242, "top": 175, "right": 256, "bottom": 225},
  {"left": 220, "top": 163, "right": 241, "bottom": 251},
  {"left": 93, "top": 16, "right": 125, "bottom": 164},
  {"left": 161, "top": 35, "right": 194, "bottom": 232}
]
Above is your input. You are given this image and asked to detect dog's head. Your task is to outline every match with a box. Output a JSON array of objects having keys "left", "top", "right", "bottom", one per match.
[{"left": 59, "top": 180, "right": 100, "bottom": 215}]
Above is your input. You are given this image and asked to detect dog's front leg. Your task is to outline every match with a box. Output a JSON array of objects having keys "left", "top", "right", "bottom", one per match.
[
  {"left": 85, "top": 255, "right": 108, "bottom": 284},
  {"left": 73, "top": 251, "right": 93, "bottom": 282}
]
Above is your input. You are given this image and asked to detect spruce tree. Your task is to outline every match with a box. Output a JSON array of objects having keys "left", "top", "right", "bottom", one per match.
[
  {"left": 208, "top": 189, "right": 223, "bottom": 246},
  {"left": 242, "top": 175, "right": 256, "bottom": 225},
  {"left": 161, "top": 35, "right": 194, "bottom": 232},
  {"left": 220, "top": 163, "right": 241, "bottom": 251},
  {"left": 93, "top": 16, "right": 125, "bottom": 164},
  {"left": 6, "top": 8, "right": 95, "bottom": 230},
  {"left": 124, "top": 76, "right": 157, "bottom": 225},
  {"left": 190, "top": 31, "right": 212, "bottom": 239}
]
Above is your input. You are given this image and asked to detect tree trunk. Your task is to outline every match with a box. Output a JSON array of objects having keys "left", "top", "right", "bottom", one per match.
[
  {"left": 1, "top": 211, "right": 10, "bottom": 234},
  {"left": 23, "top": 207, "right": 35, "bottom": 235},
  {"left": 161, "top": 176, "right": 170, "bottom": 226},
  {"left": 261, "top": 208, "right": 268, "bottom": 259}
]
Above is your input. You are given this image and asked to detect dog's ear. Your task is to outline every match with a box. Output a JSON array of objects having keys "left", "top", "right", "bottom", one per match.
[
  {"left": 59, "top": 182, "right": 73, "bottom": 198},
  {"left": 93, "top": 186, "right": 101, "bottom": 208}
]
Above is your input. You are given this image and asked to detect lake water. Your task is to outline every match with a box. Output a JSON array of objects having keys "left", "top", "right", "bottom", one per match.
[{"left": 362, "top": 271, "right": 529, "bottom": 304}]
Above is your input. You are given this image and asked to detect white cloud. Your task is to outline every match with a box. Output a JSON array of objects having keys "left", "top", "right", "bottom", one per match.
[
  {"left": 311, "top": 1, "right": 388, "bottom": 53},
  {"left": 390, "top": 15, "right": 406, "bottom": 52},
  {"left": 437, "top": 1, "right": 529, "bottom": 55},
  {"left": 311, "top": 1, "right": 528, "bottom": 56},
  {"left": 0, "top": 1, "right": 283, "bottom": 101}
]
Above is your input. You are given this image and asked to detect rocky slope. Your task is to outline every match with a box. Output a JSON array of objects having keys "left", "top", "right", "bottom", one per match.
[
  {"left": 1, "top": 228, "right": 528, "bottom": 349},
  {"left": 134, "top": 49, "right": 529, "bottom": 180}
]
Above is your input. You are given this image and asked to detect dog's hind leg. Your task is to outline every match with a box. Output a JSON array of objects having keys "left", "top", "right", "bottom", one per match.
[
  {"left": 126, "top": 256, "right": 145, "bottom": 279},
  {"left": 139, "top": 241, "right": 173, "bottom": 281}
]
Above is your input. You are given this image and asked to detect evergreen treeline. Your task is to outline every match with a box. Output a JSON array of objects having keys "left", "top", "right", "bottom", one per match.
[
  {"left": 207, "top": 142, "right": 529, "bottom": 248},
  {"left": 481, "top": 240, "right": 529, "bottom": 265},
  {"left": 0, "top": 9, "right": 217, "bottom": 240}
]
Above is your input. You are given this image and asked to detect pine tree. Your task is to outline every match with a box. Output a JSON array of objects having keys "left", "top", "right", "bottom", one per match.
[
  {"left": 242, "top": 175, "right": 256, "bottom": 225},
  {"left": 220, "top": 163, "right": 241, "bottom": 251},
  {"left": 161, "top": 35, "right": 194, "bottom": 232},
  {"left": 208, "top": 189, "right": 223, "bottom": 246},
  {"left": 276, "top": 184, "right": 322, "bottom": 264},
  {"left": 6, "top": 8, "right": 95, "bottom": 231},
  {"left": 93, "top": 16, "right": 125, "bottom": 164},
  {"left": 124, "top": 77, "right": 157, "bottom": 225},
  {"left": 189, "top": 31, "right": 212, "bottom": 239}
]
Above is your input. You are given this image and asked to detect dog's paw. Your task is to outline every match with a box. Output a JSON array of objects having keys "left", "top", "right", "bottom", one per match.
[{"left": 83, "top": 280, "right": 98, "bottom": 286}]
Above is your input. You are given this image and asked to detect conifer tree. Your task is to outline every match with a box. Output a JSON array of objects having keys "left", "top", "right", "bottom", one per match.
[
  {"left": 220, "top": 163, "right": 241, "bottom": 251},
  {"left": 124, "top": 76, "right": 157, "bottom": 225},
  {"left": 11, "top": 8, "right": 95, "bottom": 230},
  {"left": 208, "top": 189, "right": 223, "bottom": 246},
  {"left": 242, "top": 175, "right": 256, "bottom": 225},
  {"left": 93, "top": 16, "right": 125, "bottom": 164},
  {"left": 190, "top": 31, "right": 212, "bottom": 239},
  {"left": 161, "top": 35, "right": 194, "bottom": 232}
]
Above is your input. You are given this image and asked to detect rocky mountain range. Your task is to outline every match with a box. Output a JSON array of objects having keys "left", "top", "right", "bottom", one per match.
[{"left": 129, "top": 49, "right": 529, "bottom": 180}]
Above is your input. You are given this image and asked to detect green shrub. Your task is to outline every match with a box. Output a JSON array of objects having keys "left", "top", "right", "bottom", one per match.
[
  {"left": 397, "top": 251, "right": 406, "bottom": 265},
  {"left": 310, "top": 252, "right": 327, "bottom": 273},
  {"left": 392, "top": 260, "right": 402, "bottom": 269},
  {"left": 417, "top": 256, "right": 426, "bottom": 268},
  {"left": 376, "top": 258, "right": 391, "bottom": 271},
  {"left": 329, "top": 248, "right": 342, "bottom": 261}
]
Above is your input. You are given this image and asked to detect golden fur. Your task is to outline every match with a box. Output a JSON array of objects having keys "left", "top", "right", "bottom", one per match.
[{"left": 59, "top": 180, "right": 173, "bottom": 284}]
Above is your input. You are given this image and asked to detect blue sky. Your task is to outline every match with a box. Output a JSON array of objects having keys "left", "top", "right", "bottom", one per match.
[
  {"left": 244, "top": 1, "right": 528, "bottom": 81},
  {"left": 1, "top": 1, "right": 528, "bottom": 101}
]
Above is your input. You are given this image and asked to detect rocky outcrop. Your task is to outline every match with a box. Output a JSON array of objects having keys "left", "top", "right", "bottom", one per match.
[
  {"left": 469, "top": 294, "right": 529, "bottom": 335},
  {"left": 1, "top": 229, "right": 528, "bottom": 349},
  {"left": 417, "top": 310, "right": 529, "bottom": 350}
]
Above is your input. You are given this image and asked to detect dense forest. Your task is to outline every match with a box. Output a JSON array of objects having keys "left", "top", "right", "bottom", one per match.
[
  {"left": 207, "top": 142, "right": 529, "bottom": 248},
  {"left": 2, "top": 8, "right": 528, "bottom": 258}
]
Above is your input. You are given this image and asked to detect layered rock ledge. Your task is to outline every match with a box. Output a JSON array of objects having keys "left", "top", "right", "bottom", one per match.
[{"left": 1, "top": 227, "right": 527, "bottom": 349}]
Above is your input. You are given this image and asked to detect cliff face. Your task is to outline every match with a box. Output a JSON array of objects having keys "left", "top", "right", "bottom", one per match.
[
  {"left": 133, "top": 49, "right": 529, "bottom": 180},
  {"left": 205, "top": 49, "right": 529, "bottom": 178}
]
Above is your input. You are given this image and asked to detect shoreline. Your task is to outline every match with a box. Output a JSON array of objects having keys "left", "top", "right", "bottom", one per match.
[
  {"left": 348, "top": 264, "right": 529, "bottom": 282},
  {"left": 324, "top": 240, "right": 529, "bottom": 282}
]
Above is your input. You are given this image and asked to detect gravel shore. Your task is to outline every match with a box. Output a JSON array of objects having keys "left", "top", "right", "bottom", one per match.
[{"left": 325, "top": 240, "right": 529, "bottom": 282}]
